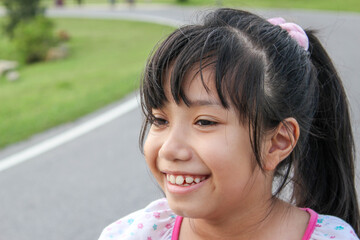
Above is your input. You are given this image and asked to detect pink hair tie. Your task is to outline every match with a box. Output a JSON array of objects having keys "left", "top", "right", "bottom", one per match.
[{"left": 268, "top": 17, "right": 309, "bottom": 51}]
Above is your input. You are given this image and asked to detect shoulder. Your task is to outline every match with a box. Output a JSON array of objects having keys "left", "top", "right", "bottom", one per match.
[
  {"left": 98, "top": 198, "right": 177, "bottom": 240},
  {"left": 311, "top": 214, "right": 358, "bottom": 240}
]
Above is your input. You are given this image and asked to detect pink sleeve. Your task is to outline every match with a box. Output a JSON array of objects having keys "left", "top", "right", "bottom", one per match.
[
  {"left": 301, "top": 208, "right": 318, "bottom": 240},
  {"left": 98, "top": 198, "right": 176, "bottom": 240},
  {"left": 171, "top": 208, "right": 318, "bottom": 240},
  {"left": 171, "top": 209, "right": 319, "bottom": 240},
  {"left": 171, "top": 216, "right": 183, "bottom": 240}
]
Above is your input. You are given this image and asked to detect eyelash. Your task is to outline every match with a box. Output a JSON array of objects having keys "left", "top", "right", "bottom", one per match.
[
  {"left": 195, "top": 119, "right": 218, "bottom": 126},
  {"left": 150, "top": 117, "right": 217, "bottom": 127},
  {"left": 151, "top": 117, "right": 168, "bottom": 127}
]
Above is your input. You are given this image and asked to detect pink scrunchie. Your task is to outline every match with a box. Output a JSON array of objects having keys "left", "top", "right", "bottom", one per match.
[{"left": 268, "top": 17, "right": 309, "bottom": 51}]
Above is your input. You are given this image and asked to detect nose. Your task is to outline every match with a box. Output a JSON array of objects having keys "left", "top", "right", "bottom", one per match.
[{"left": 158, "top": 125, "right": 192, "bottom": 162}]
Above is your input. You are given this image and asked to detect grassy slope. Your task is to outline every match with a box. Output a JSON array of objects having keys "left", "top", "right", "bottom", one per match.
[{"left": 0, "top": 18, "right": 174, "bottom": 148}]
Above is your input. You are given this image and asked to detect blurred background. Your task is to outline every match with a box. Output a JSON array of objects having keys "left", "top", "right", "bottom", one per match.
[{"left": 0, "top": 1, "right": 359, "bottom": 240}]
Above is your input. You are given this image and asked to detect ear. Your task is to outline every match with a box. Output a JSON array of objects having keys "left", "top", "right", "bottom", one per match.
[{"left": 263, "top": 118, "right": 300, "bottom": 171}]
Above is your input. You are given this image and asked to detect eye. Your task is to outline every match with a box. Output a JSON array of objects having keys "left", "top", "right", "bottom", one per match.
[
  {"left": 151, "top": 117, "right": 168, "bottom": 127},
  {"left": 195, "top": 119, "right": 217, "bottom": 126}
]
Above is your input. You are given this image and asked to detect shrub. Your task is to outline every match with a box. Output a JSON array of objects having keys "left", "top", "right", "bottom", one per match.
[
  {"left": 2, "top": 0, "right": 45, "bottom": 38},
  {"left": 12, "top": 16, "right": 57, "bottom": 64}
]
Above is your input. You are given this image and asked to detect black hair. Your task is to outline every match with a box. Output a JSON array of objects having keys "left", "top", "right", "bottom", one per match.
[{"left": 139, "top": 8, "right": 359, "bottom": 234}]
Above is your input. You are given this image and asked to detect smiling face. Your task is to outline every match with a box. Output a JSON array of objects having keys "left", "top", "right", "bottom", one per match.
[{"left": 144, "top": 68, "right": 273, "bottom": 221}]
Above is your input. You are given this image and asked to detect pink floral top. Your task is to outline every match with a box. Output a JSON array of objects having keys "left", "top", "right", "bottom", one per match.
[{"left": 98, "top": 198, "right": 359, "bottom": 240}]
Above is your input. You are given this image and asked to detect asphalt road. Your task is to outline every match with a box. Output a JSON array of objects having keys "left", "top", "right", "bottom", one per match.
[{"left": 0, "top": 5, "right": 359, "bottom": 240}]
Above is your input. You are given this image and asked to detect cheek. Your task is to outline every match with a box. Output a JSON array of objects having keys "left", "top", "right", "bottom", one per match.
[
  {"left": 144, "top": 133, "right": 163, "bottom": 183},
  {"left": 199, "top": 129, "right": 255, "bottom": 181}
]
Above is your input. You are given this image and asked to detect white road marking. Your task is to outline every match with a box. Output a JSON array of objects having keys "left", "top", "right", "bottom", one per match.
[{"left": 0, "top": 97, "right": 139, "bottom": 172}]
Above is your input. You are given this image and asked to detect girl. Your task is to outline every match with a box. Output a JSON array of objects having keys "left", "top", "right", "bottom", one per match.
[{"left": 99, "top": 8, "right": 359, "bottom": 240}]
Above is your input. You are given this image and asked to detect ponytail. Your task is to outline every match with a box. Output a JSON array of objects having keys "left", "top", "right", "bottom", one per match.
[{"left": 293, "top": 30, "right": 360, "bottom": 234}]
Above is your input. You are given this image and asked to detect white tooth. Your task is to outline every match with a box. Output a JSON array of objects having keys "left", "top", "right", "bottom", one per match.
[
  {"left": 167, "top": 174, "right": 170, "bottom": 181},
  {"left": 195, "top": 178, "right": 200, "bottom": 183},
  {"left": 184, "top": 184, "right": 189, "bottom": 186},
  {"left": 169, "top": 175, "right": 176, "bottom": 184},
  {"left": 185, "top": 176, "right": 194, "bottom": 183},
  {"left": 176, "top": 176, "right": 184, "bottom": 185}
]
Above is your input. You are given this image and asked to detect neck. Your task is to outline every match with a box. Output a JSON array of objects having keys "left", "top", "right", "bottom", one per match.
[{"left": 181, "top": 198, "right": 290, "bottom": 240}]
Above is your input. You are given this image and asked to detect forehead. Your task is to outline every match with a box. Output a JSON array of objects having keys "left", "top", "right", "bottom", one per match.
[{"left": 163, "top": 64, "right": 221, "bottom": 106}]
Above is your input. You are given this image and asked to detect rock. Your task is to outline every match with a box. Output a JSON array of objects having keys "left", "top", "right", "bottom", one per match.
[
  {"left": 0, "top": 60, "right": 18, "bottom": 76},
  {"left": 6, "top": 71, "right": 20, "bottom": 82},
  {"left": 45, "top": 44, "right": 69, "bottom": 61},
  {"left": 58, "top": 30, "right": 70, "bottom": 42}
]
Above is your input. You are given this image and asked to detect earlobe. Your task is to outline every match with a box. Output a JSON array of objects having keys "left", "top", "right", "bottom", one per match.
[{"left": 263, "top": 118, "right": 300, "bottom": 171}]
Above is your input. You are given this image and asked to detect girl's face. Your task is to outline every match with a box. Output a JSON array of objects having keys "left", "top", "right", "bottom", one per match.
[{"left": 144, "top": 68, "right": 272, "bottom": 221}]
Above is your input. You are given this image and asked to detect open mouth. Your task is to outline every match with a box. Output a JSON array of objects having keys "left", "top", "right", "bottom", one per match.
[{"left": 166, "top": 173, "right": 209, "bottom": 187}]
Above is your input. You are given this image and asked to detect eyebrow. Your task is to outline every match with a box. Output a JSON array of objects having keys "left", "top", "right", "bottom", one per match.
[{"left": 188, "top": 99, "right": 222, "bottom": 107}]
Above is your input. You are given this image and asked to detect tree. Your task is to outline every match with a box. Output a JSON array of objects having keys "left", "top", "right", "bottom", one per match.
[
  {"left": 2, "top": 0, "right": 45, "bottom": 38},
  {"left": 2, "top": 0, "right": 58, "bottom": 64}
]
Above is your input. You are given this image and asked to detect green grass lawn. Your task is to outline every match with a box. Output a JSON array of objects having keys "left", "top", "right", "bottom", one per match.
[
  {"left": 0, "top": 18, "right": 174, "bottom": 149},
  {"left": 40, "top": 0, "right": 360, "bottom": 13}
]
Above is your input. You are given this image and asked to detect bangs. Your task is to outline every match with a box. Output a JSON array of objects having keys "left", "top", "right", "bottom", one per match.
[{"left": 141, "top": 23, "right": 268, "bottom": 125}]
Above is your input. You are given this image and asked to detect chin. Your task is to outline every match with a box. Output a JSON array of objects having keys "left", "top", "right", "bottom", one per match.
[{"left": 166, "top": 195, "right": 210, "bottom": 219}]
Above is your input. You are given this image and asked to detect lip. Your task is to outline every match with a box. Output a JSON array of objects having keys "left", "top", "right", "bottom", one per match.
[
  {"left": 161, "top": 170, "right": 209, "bottom": 177},
  {"left": 164, "top": 175, "right": 209, "bottom": 194}
]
